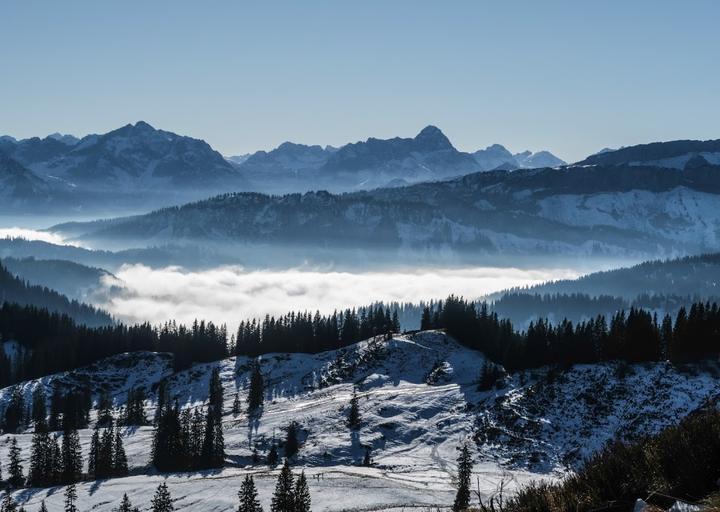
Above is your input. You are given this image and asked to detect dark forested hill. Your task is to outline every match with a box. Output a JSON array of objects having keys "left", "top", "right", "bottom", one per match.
[{"left": 0, "top": 262, "right": 112, "bottom": 326}]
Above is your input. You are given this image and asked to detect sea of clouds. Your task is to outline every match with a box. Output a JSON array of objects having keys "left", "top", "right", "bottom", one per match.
[{"left": 99, "top": 264, "right": 580, "bottom": 329}]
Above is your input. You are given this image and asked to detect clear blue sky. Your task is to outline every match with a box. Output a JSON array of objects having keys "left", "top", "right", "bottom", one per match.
[{"left": 2, "top": 1, "right": 719, "bottom": 162}]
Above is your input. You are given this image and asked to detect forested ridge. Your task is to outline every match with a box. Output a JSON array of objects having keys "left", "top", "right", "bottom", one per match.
[{"left": 0, "top": 262, "right": 111, "bottom": 327}]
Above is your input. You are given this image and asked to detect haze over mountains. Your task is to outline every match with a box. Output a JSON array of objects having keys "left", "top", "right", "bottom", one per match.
[
  {"left": 0, "top": 122, "right": 565, "bottom": 212},
  {"left": 54, "top": 141, "right": 720, "bottom": 259}
]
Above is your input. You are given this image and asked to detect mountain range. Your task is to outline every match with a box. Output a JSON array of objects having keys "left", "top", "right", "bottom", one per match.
[
  {"left": 53, "top": 147, "right": 720, "bottom": 258},
  {"left": 0, "top": 122, "right": 565, "bottom": 211}
]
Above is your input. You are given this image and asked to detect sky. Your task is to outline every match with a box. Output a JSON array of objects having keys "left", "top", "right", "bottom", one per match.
[{"left": 1, "top": 1, "right": 719, "bottom": 162}]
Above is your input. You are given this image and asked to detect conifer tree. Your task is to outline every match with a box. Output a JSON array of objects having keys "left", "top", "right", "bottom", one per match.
[
  {"left": 284, "top": 422, "right": 299, "bottom": 459},
  {"left": 270, "top": 459, "right": 295, "bottom": 512},
  {"left": 294, "top": 471, "right": 312, "bottom": 512},
  {"left": 28, "top": 425, "right": 52, "bottom": 487},
  {"left": 38, "top": 501, "right": 48, "bottom": 512},
  {"left": 50, "top": 436, "right": 62, "bottom": 485},
  {"left": 64, "top": 483, "right": 78, "bottom": 512},
  {"left": 155, "top": 380, "right": 169, "bottom": 425},
  {"left": 232, "top": 392, "right": 241, "bottom": 416},
  {"left": 31, "top": 387, "right": 47, "bottom": 428},
  {"left": 113, "top": 429, "right": 129, "bottom": 476},
  {"left": 248, "top": 362, "right": 264, "bottom": 413},
  {"left": 88, "top": 427, "right": 100, "bottom": 478},
  {"left": 347, "top": 389, "right": 360, "bottom": 429},
  {"left": 97, "top": 391, "right": 113, "bottom": 427},
  {"left": 8, "top": 438, "right": 23, "bottom": 487},
  {"left": 267, "top": 444, "right": 279, "bottom": 466},
  {"left": 237, "top": 475, "right": 263, "bottom": 512},
  {"left": 151, "top": 482, "right": 174, "bottom": 512},
  {"left": 452, "top": 444, "right": 472, "bottom": 512},
  {"left": 0, "top": 493, "right": 18, "bottom": 512},
  {"left": 208, "top": 367, "right": 224, "bottom": 421},
  {"left": 61, "top": 428, "right": 83, "bottom": 484},
  {"left": 116, "top": 493, "right": 139, "bottom": 512}
]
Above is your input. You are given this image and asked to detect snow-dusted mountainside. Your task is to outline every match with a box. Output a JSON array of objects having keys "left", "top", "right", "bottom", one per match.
[
  {"left": 0, "top": 122, "right": 245, "bottom": 212},
  {"left": 235, "top": 126, "right": 483, "bottom": 193},
  {"left": 55, "top": 158, "right": 720, "bottom": 257},
  {"left": 1, "top": 331, "right": 717, "bottom": 510},
  {"left": 576, "top": 138, "right": 720, "bottom": 168},
  {"left": 0, "top": 150, "right": 52, "bottom": 204},
  {"left": 472, "top": 145, "right": 566, "bottom": 172}
]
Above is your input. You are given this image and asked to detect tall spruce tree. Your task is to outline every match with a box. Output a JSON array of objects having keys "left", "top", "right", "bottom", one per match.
[
  {"left": 151, "top": 482, "right": 174, "bottom": 512},
  {"left": 113, "top": 429, "right": 129, "bottom": 476},
  {"left": 237, "top": 475, "right": 263, "bottom": 512},
  {"left": 116, "top": 493, "right": 139, "bottom": 512},
  {"left": 284, "top": 422, "right": 299, "bottom": 459},
  {"left": 63, "top": 484, "right": 77, "bottom": 512},
  {"left": 294, "top": 471, "right": 312, "bottom": 512},
  {"left": 208, "top": 367, "right": 224, "bottom": 421},
  {"left": 27, "top": 425, "right": 53, "bottom": 487},
  {"left": 1, "top": 493, "right": 18, "bottom": 512},
  {"left": 247, "top": 362, "right": 264, "bottom": 413},
  {"left": 270, "top": 459, "right": 295, "bottom": 512},
  {"left": 31, "top": 387, "right": 47, "bottom": 428},
  {"left": 8, "top": 438, "right": 23, "bottom": 487},
  {"left": 38, "top": 501, "right": 48, "bottom": 512},
  {"left": 347, "top": 389, "right": 360, "bottom": 429},
  {"left": 61, "top": 428, "right": 83, "bottom": 484},
  {"left": 452, "top": 444, "right": 472, "bottom": 512},
  {"left": 88, "top": 427, "right": 100, "bottom": 478}
]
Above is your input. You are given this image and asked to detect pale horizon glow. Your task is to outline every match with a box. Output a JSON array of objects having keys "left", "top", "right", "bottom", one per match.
[{"left": 99, "top": 264, "right": 581, "bottom": 329}]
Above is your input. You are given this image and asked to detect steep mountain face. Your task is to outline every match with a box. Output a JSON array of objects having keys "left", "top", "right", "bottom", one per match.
[
  {"left": 576, "top": 138, "right": 720, "bottom": 168},
  {"left": 515, "top": 149, "right": 566, "bottom": 168},
  {"left": 472, "top": 145, "right": 566, "bottom": 171},
  {"left": 22, "top": 121, "right": 241, "bottom": 189},
  {"left": 0, "top": 151, "right": 51, "bottom": 203},
  {"left": 0, "top": 122, "right": 245, "bottom": 212},
  {"left": 57, "top": 158, "right": 720, "bottom": 257},
  {"left": 316, "top": 125, "right": 480, "bottom": 189},
  {"left": 233, "top": 126, "right": 483, "bottom": 193}
]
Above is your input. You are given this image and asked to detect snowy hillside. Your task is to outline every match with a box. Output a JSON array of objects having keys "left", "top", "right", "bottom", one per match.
[{"left": 1, "top": 331, "right": 719, "bottom": 510}]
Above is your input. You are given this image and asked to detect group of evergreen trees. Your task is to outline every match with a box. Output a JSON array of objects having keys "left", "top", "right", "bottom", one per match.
[
  {"left": 152, "top": 368, "right": 224, "bottom": 472},
  {"left": 234, "top": 305, "right": 400, "bottom": 356},
  {"left": 2, "top": 385, "right": 92, "bottom": 435},
  {"left": 88, "top": 420, "right": 129, "bottom": 480},
  {"left": 422, "top": 296, "right": 720, "bottom": 370}
]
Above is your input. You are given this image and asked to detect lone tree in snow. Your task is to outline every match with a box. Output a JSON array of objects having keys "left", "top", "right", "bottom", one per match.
[
  {"left": 64, "top": 483, "right": 78, "bottom": 512},
  {"left": 347, "top": 388, "right": 361, "bottom": 429},
  {"left": 453, "top": 444, "right": 473, "bottom": 512},
  {"left": 151, "top": 482, "right": 174, "bottom": 512},
  {"left": 237, "top": 475, "right": 263, "bottom": 512},
  {"left": 116, "top": 493, "right": 140, "bottom": 512},
  {"left": 284, "top": 422, "right": 300, "bottom": 459},
  {"left": 248, "top": 361, "right": 264, "bottom": 413}
]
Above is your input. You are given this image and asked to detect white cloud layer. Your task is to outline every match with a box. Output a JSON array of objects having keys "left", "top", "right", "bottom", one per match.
[
  {"left": 100, "top": 264, "right": 580, "bottom": 329},
  {"left": 0, "top": 227, "right": 81, "bottom": 247}
]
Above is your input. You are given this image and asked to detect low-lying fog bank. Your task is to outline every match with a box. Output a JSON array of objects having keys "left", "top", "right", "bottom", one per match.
[{"left": 98, "top": 264, "right": 581, "bottom": 328}]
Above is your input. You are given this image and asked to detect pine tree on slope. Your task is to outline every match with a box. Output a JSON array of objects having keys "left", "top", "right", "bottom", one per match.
[
  {"left": 294, "top": 470, "right": 312, "bottom": 512},
  {"left": 270, "top": 459, "right": 295, "bottom": 512},
  {"left": 237, "top": 475, "right": 263, "bottom": 512},
  {"left": 64, "top": 484, "right": 78, "bottom": 512},
  {"left": 452, "top": 444, "right": 473, "bottom": 512},
  {"left": 151, "top": 482, "right": 174, "bottom": 512},
  {"left": 8, "top": 438, "right": 23, "bottom": 487}
]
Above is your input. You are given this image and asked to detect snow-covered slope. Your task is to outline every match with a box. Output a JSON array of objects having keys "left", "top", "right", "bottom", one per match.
[{"left": 1, "top": 331, "right": 718, "bottom": 510}]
